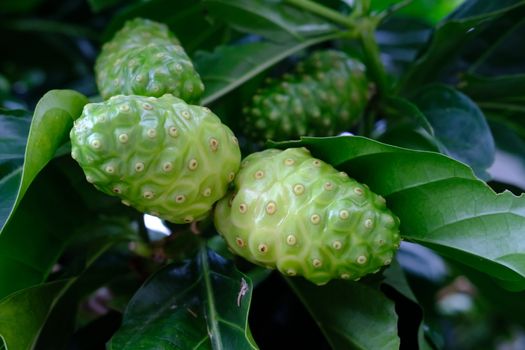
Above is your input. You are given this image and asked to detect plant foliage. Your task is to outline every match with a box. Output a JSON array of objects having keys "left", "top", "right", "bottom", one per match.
[{"left": 1, "top": 0, "right": 525, "bottom": 349}]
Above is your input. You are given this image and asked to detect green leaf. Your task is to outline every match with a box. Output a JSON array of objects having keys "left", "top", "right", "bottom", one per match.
[
  {"left": 286, "top": 277, "right": 400, "bottom": 349},
  {"left": 203, "top": 0, "right": 335, "bottom": 42},
  {"left": 383, "top": 260, "right": 433, "bottom": 350},
  {"left": 413, "top": 85, "right": 495, "bottom": 179},
  {"left": 0, "top": 217, "right": 133, "bottom": 350},
  {"left": 0, "top": 280, "right": 69, "bottom": 350},
  {"left": 102, "top": 0, "right": 224, "bottom": 53},
  {"left": 196, "top": 33, "right": 342, "bottom": 105},
  {"left": 0, "top": 0, "right": 44, "bottom": 14},
  {"left": 377, "top": 125, "right": 439, "bottom": 152},
  {"left": 382, "top": 96, "right": 434, "bottom": 134},
  {"left": 0, "top": 110, "right": 31, "bottom": 166},
  {"left": 460, "top": 73, "right": 525, "bottom": 102},
  {"left": 0, "top": 90, "right": 88, "bottom": 234},
  {"left": 0, "top": 162, "right": 91, "bottom": 299},
  {"left": 36, "top": 218, "right": 136, "bottom": 349},
  {"left": 108, "top": 246, "right": 257, "bottom": 349},
  {"left": 274, "top": 136, "right": 525, "bottom": 290},
  {"left": 372, "top": 0, "right": 465, "bottom": 25},
  {"left": 401, "top": 0, "right": 525, "bottom": 91},
  {"left": 87, "top": 0, "right": 124, "bottom": 12}
]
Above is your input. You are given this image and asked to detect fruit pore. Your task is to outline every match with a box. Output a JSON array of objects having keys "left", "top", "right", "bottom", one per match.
[
  {"left": 70, "top": 94, "right": 241, "bottom": 224},
  {"left": 214, "top": 148, "right": 400, "bottom": 285}
]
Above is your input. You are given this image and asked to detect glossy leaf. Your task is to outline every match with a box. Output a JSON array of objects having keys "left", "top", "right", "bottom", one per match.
[
  {"left": 401, "top": 0, "right": 525, "bottom": 91},
  {"left": 0, "top": 163, "right": 90, "bottom": 299},
  {"left": 197, "top": 33, "right": 342, "bottom": 105},
  {"left": 414, "top": 85, "right": 495, "bottom": 179},
  {"left": 0, "top": 90, "right": 88, "bottom": 234},
  {"left": 286, "top": 277, "right": 400, "bottom": 349},
  {"left": 377, "top": 124, "right": 439, "bottom": 152},
  {"left": 274, "top": 136, "right": 525, "bottom": 290},
  {"left": 0, "top": 280, "right": 69, "bottom": 350},
  {"left": 372, "top": 0, "right": 465, "bottom": 25},
  {"left": 203, "top": 0, "right": 335, "bottom": 42},
  {"left": 108, "top": 247, "right": 257, "bottom": 349}
]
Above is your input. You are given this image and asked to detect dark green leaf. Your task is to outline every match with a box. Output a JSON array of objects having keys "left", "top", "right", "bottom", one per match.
[
  {"left": 0, "top": 0, "right": 44, "bottom": 14},
  {"left": 2, "top": 19, "right": 98, "bottom": 41},
  {"left": 383, "top": 260, "right": 433, "bottom": 350},
  {"left": 108, "top": 247, "right": 257, "bottom": 349},
  {"left": 384, "top": 259, "right": 418, "bottom": 304},
  {"left": 468, "top": 17, "right": 525, "bottom": 76},
  {"left": 204, "top": 0, "right": 336, "bottom": 42},
  {"left": 102, "top": 0, "right": 224, "bottom": 53},
  {"left": 196, "top": 33, "right": 342, "bottom": 105},
  {"left": 413, "top": 85, "right": 495, "bottom": 179},
  {"left": 36, "top": 218, "right": 136, "bottom": 349},
  {"left": 0, "top": 163, "right": 91, "bottom": 299},
  {"left": 0, "top": 90, "right": 88, "bottom": 234},
  {"left": 377, "top": 125, "right": 439, "bottom": 152},
  {"left": 286, "top": 277, "right": 400, "bottom": 349},
  {"left": 401, "top": 0, "right": 525, "bottom": 91},
  {"left": 449, "top": 0, "right": 524, "bottom": 21},
  {"left": 0, "top": 218, "right": 133, "bottom": 349},
  {"left": 382, "top": 96, "right": 434, "bottom": 134},
  {"left": 87, "top": 0, "right": 124, "bottom": 12},
  {"left": 0, "top": 280, "right": 70, "bottom": 350},
  {"left": 0, "top": 110, "right": 31, "bottom": 167},
  {"left": 460, "top": 73, "right": 525, "bottom": 102},
  {"left": 274, "top": 136, "right": 525, "bottom": 290}
]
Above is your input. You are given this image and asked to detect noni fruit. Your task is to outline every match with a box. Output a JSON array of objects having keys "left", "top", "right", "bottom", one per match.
[
  {"left": 95, "top": 18, "right": 204, "bottom": 102},
  {"left": 242, "top": 50, "right": 369, "bottom": 142},
  {"left": 70, "top": 94, "right": 240, "bottom": 224},
  {"left": 214, "top": 147, "right": 400, "bottom": 285}
]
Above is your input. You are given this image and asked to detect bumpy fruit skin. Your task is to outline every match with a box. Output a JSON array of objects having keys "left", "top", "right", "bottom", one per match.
[
  {"left": 70, "top": 94, "right": 240, "bottom": 224},
  {"left": 242, "top": 50, "right": 369, "bottom": 142},
  {"left": 214, "top": 148, "right": 400, "bottom": 285},
  {"left": 95, "top": 18, "right": 204, "bottom": 102}
]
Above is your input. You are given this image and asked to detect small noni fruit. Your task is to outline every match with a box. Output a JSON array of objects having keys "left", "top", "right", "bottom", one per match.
[
  {"left": 242, "top": 50, "right": 369, "bottom": 142},
  {"left": 214, "top": 148, "right": 400, "bottom": 285},
  {"left": 70, "top": 94, "right": 240, "bottom": 224},
  {"left": 95, "top": 18, "right": 204, "bottom": 102}
]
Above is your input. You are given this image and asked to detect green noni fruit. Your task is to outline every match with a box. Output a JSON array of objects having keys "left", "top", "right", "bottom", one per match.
[
  {"left": 95, "top": 18, "right": 204, "bottom": 102},
  {"left": 70, "top": 94, "right": 240, "bottom": 224},
  {"left": 242, "top": 50, "right": 369, "bottom": 142},
  {"left": 214, "top": 147, "right": 400, "bottom": 285}
]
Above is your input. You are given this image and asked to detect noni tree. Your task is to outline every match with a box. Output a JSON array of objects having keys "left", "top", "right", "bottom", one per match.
[{"left": 1, "top": 0, "right": 525, "bottom": 349}]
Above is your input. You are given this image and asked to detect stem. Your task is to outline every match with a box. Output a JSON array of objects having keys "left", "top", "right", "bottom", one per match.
[
  {"left": 284, "top": 0, "right": 355, "bottom": 28},
  {"left": 359, "top": 19, "right": 389, "bottom": 99},
  {"left": 199, "top": 244, "right": 223, "bottom": 350}
]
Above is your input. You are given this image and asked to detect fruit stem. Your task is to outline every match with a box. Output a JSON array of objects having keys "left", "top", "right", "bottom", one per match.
[
  {"left": 358, "top": 18, "right": 389, "bottom": 100},
  {"left": 285, "top": 0, "right": 389, "bottom": 99},
  {"left": 284, "top": 0, "right": 356, "bottom": 29}
]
